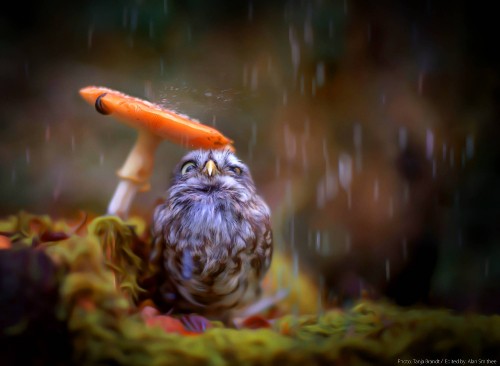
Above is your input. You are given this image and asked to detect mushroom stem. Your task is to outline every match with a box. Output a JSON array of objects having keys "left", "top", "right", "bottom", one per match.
[
  {"left": 107, "top": 180, "right": 140, "bottom": 218},
  {"left": 107, "top": 130, "right": 162, "bottom": 218}
]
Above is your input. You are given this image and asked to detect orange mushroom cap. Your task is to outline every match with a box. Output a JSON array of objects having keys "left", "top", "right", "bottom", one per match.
[{"left": 79, "top": 86, "right": 234, "bottom": 150}]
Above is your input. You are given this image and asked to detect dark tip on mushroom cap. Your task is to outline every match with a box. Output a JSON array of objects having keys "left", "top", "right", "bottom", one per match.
[{"left": 95, "top": 93, "right": 111, "bottom": 115}]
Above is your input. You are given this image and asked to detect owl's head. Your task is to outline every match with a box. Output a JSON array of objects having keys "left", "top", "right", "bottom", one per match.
[{"left": 167, "top": 149, "right": 257, "bottom": 203}]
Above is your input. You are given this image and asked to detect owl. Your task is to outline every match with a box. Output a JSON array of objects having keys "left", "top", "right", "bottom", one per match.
[{"left": 150, "top": 149, "right": 273, "bottom": 320}]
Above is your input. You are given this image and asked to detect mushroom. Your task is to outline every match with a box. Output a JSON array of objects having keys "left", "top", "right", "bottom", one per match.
[{"left": 79, "top": 86, "right": 233, "bottom": 218}]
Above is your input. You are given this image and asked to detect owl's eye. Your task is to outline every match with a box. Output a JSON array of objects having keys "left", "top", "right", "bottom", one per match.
[
  {"left": 230, "top": 166, "right": 242, "bottom": 175},
  {"left": 181, "top": 161, "right": 197, "bottom": 175}
]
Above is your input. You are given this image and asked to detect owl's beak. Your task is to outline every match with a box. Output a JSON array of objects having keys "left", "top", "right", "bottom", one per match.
[{"left": 203, "top": 160, "right": 219, "bottom": 177}]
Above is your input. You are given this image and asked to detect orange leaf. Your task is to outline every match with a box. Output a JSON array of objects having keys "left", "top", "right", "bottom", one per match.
[
  {"left": 241, "top": 315, "right": 272, "bottom": 329},
  {"left": 0, "top": 235, "right": 12, "bottom": 250}
]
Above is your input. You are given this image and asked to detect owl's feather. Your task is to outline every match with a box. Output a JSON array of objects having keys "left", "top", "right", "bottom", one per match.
[{"left": 151, "top": 149, "right": 272, "bottom": 319}]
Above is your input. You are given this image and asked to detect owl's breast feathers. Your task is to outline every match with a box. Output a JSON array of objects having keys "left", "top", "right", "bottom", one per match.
[{"left": 152, "top": 192, "right": 273, "bottom": 316}]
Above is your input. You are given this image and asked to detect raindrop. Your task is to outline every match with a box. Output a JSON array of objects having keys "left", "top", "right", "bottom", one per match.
[
  {"left": 285, "top": 180, "right": 293, "bottom": 209},
  {"left": 304, "top": 18, "right": 313, "bottom": 45},
  {"left": 212, "top": 115, "right": 217, "bottom": 127},
  {"left": 402, "top": 237, "right": 408, "bottom": 260},
  {"left": 276, "top": 265, "right": 284, "bottom": 289},
  {"left": 11, "top": 169, "right": 16, "bottom": 184},
  {"left": 366, "top": 23, "right": 372, "bottom": 42},
  {"left": 398, "top": 127, "right": 408, "bottom": 150},
  {"left": 403, "top": 183, "right": 410, "bottom": 203},
  {"left": 289, "top": 215, "right": 295, "bottom": 249},
  {"left": 292, "top": 250, "right": 299, "bottom": 278},
  {"left": 283, "top": 90, "right": 288, "bottom": 105},
  {"left": 242, "top": 64, "right": 248, "bottom": 87},
  {"left": 316, "top": 62, "right": 325, "bottom": 87},
  {"left": 267, "top": 57, "right": 272, "bottom": 73},
  {"left": 204, "top": 92, "right": 213, "bottom": 97},
  {"left": 45, "top": 125, "right": 51, "bottom": 142},
  {"left": 304, "top": 117, "right": 310, "bottom": 139},
  {"left": 316, "top": 181, "right": 325, "bottom": 208},
  {"left": 275, "top": 157, "right": 281, "bottom": 177},
  {"left": 328, "top": 19, "right": 334, "bottom": 38},
  {"left": 418, "top": 70, "right": 425, "bottom": 95},
  {"left": 144, "top": 80, "right": 154, "bottom": 100},
  {"left": 284, "top": 124, "right": 297, "bottom": 159},
  {"left": 283, "top": 2, "right": 289, "bottom": 20},
  {"left": 130, "top": 7, "right": 139, "bottom": 32},
  {"left": 347, "top": 189, "right": 352, "bottom": 210},
  {"left": 289, "top": 26, "right": 300, "bottom": 80},
  {"left": 385, "top": 259, "right": 391, "bottom": 281},
  {"left": 328, "top": 289, "right": 336, "bottom": 304},
  {"left": 186, "top": 25, "right": 192, "bottom": 42},
  {"left": 454, "top": 190, "right": 460, "bottom": 209},
  {"left": 373, "top": 179, "right": 379, "bottom": 201},
  {"left": 128, "top": 36, "right": 134, "bottom": 48},
  {"left": 99, "top": 152, "right": 104, "bottom": 166},
  {"left": 353, "top": 123, "right": 362, "bottom": 172},
  {"left": 412, "top": 24, "right": 419, "bottom": 43},
  {"left": 53, "top": 172, "right": 63, "bottom": 201},
  {"left": 322, "top": 138, "right": 329, "bottom": 165},
  {"left": 343, "top": 0, "right": 348, "bottom": 14},
  {"left": 317, "top": 275, "right": 325, "bottom": 315},
  {"left": 87, "top": 24, "right": 94, "bottom": 49},
  {"left": 250, "top": 66, "right": 259, "bottom": 91},
  {"left": 426, "top": 129, "right": 434, "bottom": 159},
  {"left": 380, "top": 93, "right": 386, "bottom": 105},
  {"left": 122, "top": 6, "right": 128, "bottom": 28},
  {"left": 324, "top": 167, "right": 338, "bottom": 199},
  {"left": 149, "top": 19, "right": 154, "bottom": 38},
  {"left": 345, "top": 232, "right": 351, "bottom": 253},
  {"left": 466, "top": 134, "right": 474, "bottom": 159},
  {"left": 315, "top": 231, "right": 321, "bottom": 252},
  {"left": 353, "top": 123, "right": 362, "bottom": 149},
  {"left": 248, "top": 0, "right": 253, "bottom": 22},
  {"left": 250, "top": 123, "right": 257, "bottom": 146},
  {"left": 248, "top": 141, "right": 254, "bottom": 161},
  {"left": 301, "top": 136, "right": 308, "bottom": 171},
  {"left": 71, "top": 135, "right": 76, "bottom": 153},
  {"left": 338, "top": 153, "right": 353, "bottom": 190},
  {"left": 163, "top": 0, "right": 168, "bottom": 14},
  {"left": 25, "top": 148, "right": 31, "bottom": 164}
]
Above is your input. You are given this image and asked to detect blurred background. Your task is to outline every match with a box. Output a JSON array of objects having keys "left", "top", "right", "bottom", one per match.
[{"left": 1, "top": 0, "right": 499, "bottom": 313}]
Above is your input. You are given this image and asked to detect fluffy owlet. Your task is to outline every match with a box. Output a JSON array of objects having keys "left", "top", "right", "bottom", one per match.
[{"left": 150, "top": 149, "right": 273, "bottom": 320}]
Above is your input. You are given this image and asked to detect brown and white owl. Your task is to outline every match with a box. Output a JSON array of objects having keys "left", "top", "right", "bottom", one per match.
[{"left": 150, "top": 149, "right": 273, "bottom": 321}]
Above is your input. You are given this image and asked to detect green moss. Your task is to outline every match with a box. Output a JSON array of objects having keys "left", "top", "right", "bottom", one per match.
[
  {"left": 88, "top": 215, "right": 147, "bottom": 301},
  {"left": 1, "top": 212, "right": 500, "bottom": 365}
]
